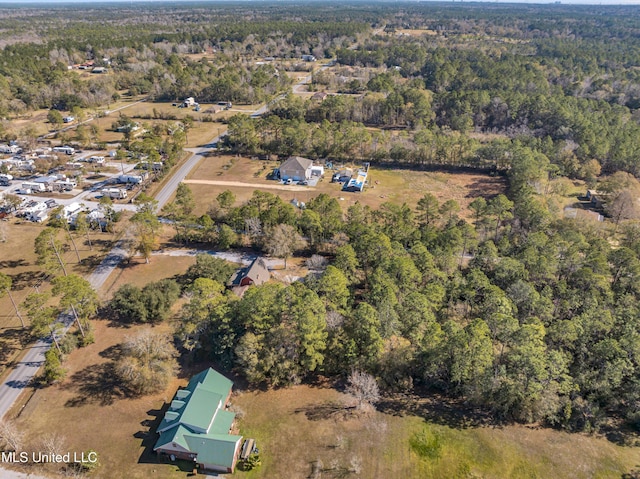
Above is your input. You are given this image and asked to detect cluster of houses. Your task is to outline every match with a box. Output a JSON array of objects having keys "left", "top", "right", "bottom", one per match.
[{"left": 20, "top": 174, "right": 77, "bottom": 194}]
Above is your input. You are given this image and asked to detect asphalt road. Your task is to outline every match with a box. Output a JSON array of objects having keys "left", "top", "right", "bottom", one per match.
[
  {"left": 154, "top": 138, "right": 225, "bottom": 212},
  {"left": 0, "top": 241, "right": 129, "bottom": 421}
]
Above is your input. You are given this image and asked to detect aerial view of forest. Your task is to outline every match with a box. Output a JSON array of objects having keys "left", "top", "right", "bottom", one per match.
[{"left": 1, "top": 2, "right": 640, "bottom": 478}]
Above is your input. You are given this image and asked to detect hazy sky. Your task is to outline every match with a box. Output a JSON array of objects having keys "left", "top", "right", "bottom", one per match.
[{"left": 5, "top": 0, "right": 640, "bottom": 4}]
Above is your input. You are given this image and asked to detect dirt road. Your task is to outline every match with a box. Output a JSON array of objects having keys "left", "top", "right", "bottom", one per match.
[{"left": 183, "top": 179, "right": 311, "bottom": 192}]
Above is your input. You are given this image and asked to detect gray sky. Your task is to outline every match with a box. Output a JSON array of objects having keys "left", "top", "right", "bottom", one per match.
[{"left": 4, "top": 0, "right": 640, "bottom": 4}]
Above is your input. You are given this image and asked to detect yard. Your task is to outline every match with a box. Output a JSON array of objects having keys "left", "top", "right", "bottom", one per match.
[
  {"left": 6, "top": 253, "right": 199, "bottom": 479},
  {"left": 184, "top": 154, "right": 508, "bottom": 218},
  {"left": 233, "top": 386, "right": 640, "bottom": 479},
  {"left": 3, "top": 246, "right": 639, "bottom": 479}
]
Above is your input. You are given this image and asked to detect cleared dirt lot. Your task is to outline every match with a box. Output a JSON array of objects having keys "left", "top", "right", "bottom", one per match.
[{"left": 186, "top": 154, "right": 507, "bottom": 217}]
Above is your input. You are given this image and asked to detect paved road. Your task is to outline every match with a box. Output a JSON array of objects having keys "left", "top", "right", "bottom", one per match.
[
  {"left": 0, "top": 468, "right": 49, "bottom": 479},
  {"left": 154, "top": 137, "right": 225, "bottom": 212},
  {"left": 0, "top": 241, "right": 129, "bottom": 421}
]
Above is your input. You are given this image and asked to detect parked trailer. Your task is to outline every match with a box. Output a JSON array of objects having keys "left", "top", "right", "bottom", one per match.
[
  {"left": 118, "top": 174, "right": 143, "bottom": 184},
  {"left": 22, "top": 182, "right": 46, "bottom": 192},
  {"left": 53, "top": 146, "right": 75, "bottom": 155},
  {"left": 55, "top": 180, "right": 77, "bottom": 191},
  {"left": 101, "top": 188, "right": 128, "bottom": 199}
]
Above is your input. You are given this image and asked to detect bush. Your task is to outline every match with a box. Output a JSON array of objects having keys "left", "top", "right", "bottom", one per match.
[
  {"left": 115, "top": 330, "right": 178, "bottom": 395},
  {"left": 182, "top": 254, "right": 236, "bottom": 285},
  {"left": 409, "top": 427, "right": 443, "bottom": 460},
  {"left": 43, "top": 349, "right": 66, "bottom": 384},
  {"left": 60, "top": 334, "right": 78, "bottom": 354}
]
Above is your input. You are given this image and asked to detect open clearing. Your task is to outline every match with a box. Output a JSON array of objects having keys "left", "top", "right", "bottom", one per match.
[
  {"left": 233, "top": 386, "right": 640, "bottom": 479},
  {"left": 7, "top": 254, "right": 199, "bottom": 479},
  {"left": 186, "top": 154, "right": 507, "bottom": 217}
]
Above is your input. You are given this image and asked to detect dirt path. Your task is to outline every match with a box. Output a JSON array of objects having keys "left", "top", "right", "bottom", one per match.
[{"left": 183, "top": 179, "right": 311, "bottom": 191}]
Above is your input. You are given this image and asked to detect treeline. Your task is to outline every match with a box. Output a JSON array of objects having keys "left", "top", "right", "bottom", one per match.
[
  {"left": 335, "top": 38, "right": 640, "bottom": 175},
  {"left": 100, "top": 148, "right": 640, "bottom": 432}
]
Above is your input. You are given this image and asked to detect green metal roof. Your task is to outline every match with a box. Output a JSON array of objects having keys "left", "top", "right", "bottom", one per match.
[
  {"left": 210, "top": 410, "right": 236, "bottom": 435},
  {"left": 187, "top": 367, "right": 233, "bottom": 395},
  {"left": 180, "top": 388, "right": 222, "bottom": 432},
  {"left": 155, "top": 425, "right": 191, "bottom": 451},
  {"left": 184, "top": 434, "right": 242, "bottom": 469},
  {"left": 155, "top": 368, "right": 242, "bottom": 470}
]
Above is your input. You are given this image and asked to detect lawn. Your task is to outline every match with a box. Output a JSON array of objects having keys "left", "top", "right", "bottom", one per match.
[
  {"left": 232, "top": 386, "right": 640, "bottom": 479},
  {"left": 184, "top": 154, "right": 508, "bottom": 218}
]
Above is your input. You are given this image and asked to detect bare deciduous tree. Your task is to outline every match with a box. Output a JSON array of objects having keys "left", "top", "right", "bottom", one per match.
[
  {"left": 115, "top": 330, "right": 178, "bottom": 395},
  {"left": 263, "top": 224, "right": 302, "bottom": 269},
  {"left": 0, "top": 419, "right": 24, "bottom": 451},
  {"left": 306, "top": 254, "right": 328, "bottom": 271},
  {"left": 39, "top": 432, "right": 67, "bottom": 457},
  {"left": 346, "top": 370, "right": 380, "bottom": 410}
]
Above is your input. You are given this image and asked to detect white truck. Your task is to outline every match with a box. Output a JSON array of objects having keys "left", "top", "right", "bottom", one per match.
[
  {"left": 118, "top": 174, "right": 143, "bottom": 185},
  {"left": 101, "top": 188, "right": 128, "bottom": 199}
]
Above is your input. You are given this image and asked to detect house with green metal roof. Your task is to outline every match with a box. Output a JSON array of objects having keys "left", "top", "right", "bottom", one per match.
[{"left": 154, "top": 368, "right": 243, "bottom": 473}]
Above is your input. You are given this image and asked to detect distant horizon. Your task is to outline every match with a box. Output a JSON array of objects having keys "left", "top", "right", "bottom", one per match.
[{"left": 3, "top": 0, "right": 640, "bottom": 5}]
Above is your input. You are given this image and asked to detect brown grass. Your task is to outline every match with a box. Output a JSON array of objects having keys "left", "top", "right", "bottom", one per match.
[
  {"left": 7, "top": 254, "right": 198, "bottom": 479},
  {"left": 232, "top": 386, "right": 640, "bottom": 479},
  {"left": 185, "top": 154, "right": 507, "bottom": 218},
  {"left": 0, "top": 219, "right": 115, "bottom": 373}
]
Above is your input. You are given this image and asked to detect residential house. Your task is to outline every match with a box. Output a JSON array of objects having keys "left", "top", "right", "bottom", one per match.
[
  {"left": 278, "top": 156, "right": 314, "bottom": 181},
  {"left": 29, "top": 209, "right": 49, "bottom": 223},
  {"left": 228, "top": 257, "right": 270, "bottom": 297},
  {"left": 564, "top": 207, "right": 604, "bottom": 222},
  {"left": 154, "top": 368, "right": 243, "bottom": 473},
  {"left": 311, "top": 91, "right": 328, "bottom": 101}
]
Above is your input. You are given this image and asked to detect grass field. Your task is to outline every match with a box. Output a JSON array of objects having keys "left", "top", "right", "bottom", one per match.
[
  {"left": 185, "top": 154, "right": 507, "bottom": 218},
  {"left": 233, "top": 386, "right": 640, "bottom": 479}
]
